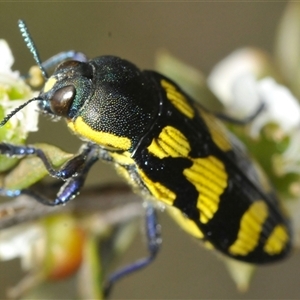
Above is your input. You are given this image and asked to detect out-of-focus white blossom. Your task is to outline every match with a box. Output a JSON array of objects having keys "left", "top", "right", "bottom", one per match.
[
  {"left": 208, "top": 47, "right": 300, "bottom": 138},
  {"left": 251, "top": 78, "right": 300, "bottom": 137},
  {"left": 208, "top": 48, "right": 266, "bottom": 117},
  {"left": 0, "top": 224, "right": 45, "bottom": 270}
]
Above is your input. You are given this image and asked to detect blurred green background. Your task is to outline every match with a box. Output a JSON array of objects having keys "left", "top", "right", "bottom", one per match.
[{"left": 1, "top": 2, "right": 299, "bottom": 299}]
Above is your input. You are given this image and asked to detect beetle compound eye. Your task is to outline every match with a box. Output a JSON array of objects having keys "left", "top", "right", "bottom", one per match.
[{"left": 50, "top": 85, "right": 76, "bottom": 117}]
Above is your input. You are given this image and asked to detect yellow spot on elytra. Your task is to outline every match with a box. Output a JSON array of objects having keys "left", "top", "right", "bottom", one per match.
[
  {"left": 161, "top": 79, "right": 194, "bottom": 119},
  {"left": 44, "top": 77, "right": 57, "bottom": 93},
  {"left": 138, "top": 169, "right": 176, "bottom": 206},
  {"left": 264, "top": 225, "right": 289, "bottom": 255},
  {"left": 147, "top": 126, "right": 191, "bottom": 158},
  {"left": 147, "top": 125, "right": 228, "bottom": 225},
  {"left": 68, "top": 117, "right": 131, "bottom": 150},
  {"left": 229, "top": 201, "right": 268, "bottom": 256},
  {"left": 183, "top": 156, "right": 228, "bottom": 224},
  {"left": 167, "top": 206, "right": 204, "bottom": 239},
  {"left": 198, "top": 109, "right": 232, "bottom": 152}
]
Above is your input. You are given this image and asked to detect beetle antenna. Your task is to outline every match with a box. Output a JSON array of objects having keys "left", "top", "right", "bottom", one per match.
[
  {"left": 0, "top": 98, "right": 41, "bottom": 127},
  {"left": 18, "top": 20, "right": 48, "bottom": 79}
]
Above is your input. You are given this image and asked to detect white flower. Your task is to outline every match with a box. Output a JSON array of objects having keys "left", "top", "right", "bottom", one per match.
[
  {"left": 0, "top": 40, "right": 19, "bottom": 78},
  {"left": 0, "top": 39, "right": 39, "bottom": 138}
]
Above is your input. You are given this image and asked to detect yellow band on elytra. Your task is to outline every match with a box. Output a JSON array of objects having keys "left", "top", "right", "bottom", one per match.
[{"left": 68, "top": 116, "right": 132, "bottom": 150}]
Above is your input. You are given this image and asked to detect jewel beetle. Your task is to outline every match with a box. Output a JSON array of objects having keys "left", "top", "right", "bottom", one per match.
[{"left": 0, "top": 20, "right": 292, "bottom": 294}]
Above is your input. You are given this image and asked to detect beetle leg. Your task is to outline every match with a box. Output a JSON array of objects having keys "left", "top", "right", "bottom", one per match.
[
  {"left": 41, "top": 51, "right": 89, "bottom": 71},
  {"left": 216, "top": 102, "right": 265, "bottom": 125},
  {"left": 0, "top": 143, "right": 99, "bottom": 206},
  {"left": 104, "top": 202, "right": 161, "bottom": 297}
]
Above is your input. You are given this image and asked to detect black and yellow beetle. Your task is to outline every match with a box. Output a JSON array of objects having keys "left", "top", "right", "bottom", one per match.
[{"left": 0, "top": 20, "right": 292, "bottom": 293}]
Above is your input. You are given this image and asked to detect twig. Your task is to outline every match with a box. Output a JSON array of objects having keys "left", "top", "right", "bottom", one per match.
[{"left": 0, "top": 184, "right": 143, "bottom": 230}]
